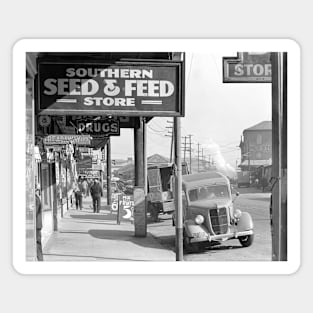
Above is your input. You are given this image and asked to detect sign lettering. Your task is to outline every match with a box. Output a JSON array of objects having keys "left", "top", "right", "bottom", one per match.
[
  {"left": 38, "top": 62, "right": 184, "bottom": 116},
  {"left": 223, "top": 52, "right": 272, "bottom": 83},
  {"left": 43, "top": 134, "right": 91, "bottom": 145},
  {"left": 76, "top": 117, "right": 120, "bottom": 136}
]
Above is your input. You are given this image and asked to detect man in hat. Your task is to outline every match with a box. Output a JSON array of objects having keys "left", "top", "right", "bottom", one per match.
[{"left": 90, "top": 178, "right": 103, "bottom": 213}]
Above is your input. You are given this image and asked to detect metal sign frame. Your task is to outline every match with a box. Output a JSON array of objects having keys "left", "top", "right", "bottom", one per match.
[
  {"left": 223, "top": 52, "right": 272, "bottom": 83},
  {"left": 37, "top": 60, "right": 185, "bottom": 117}
]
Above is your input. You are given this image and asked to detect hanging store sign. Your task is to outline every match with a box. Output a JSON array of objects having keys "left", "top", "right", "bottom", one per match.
[
  {"left": 75, "top": 117, "right": 120, "bottom": 136},
  {"left": 37, "top": 62, "right": 184, "bottom": 116},
  {"left": 43, "top": 134, "right": 91, "bottom": 145},
  {"left": 223, "top": 52, "right": 272, "bottom": 83},
  {"left": 76, "top": 156, "right": 92, "bottom": 169},
  {"left": 77, "top": 169, "right": 101, "bottom": 178}
]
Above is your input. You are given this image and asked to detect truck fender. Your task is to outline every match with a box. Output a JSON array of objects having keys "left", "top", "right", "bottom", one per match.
[
  {"left": 236, "top": 212, "right": 253, "bottom": 232},
  {"left": 184, "top": 220, "right": 207, "bottom": 238}
]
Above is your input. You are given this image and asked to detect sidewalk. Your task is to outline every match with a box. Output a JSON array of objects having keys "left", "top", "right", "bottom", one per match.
[{"left": 43, "top": 196, "right": 175, "bottom": 261}]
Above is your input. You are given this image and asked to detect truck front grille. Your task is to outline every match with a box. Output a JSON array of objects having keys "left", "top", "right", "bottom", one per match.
[{"left": 209, "top": 207, "right": 228, "bottom": 235}]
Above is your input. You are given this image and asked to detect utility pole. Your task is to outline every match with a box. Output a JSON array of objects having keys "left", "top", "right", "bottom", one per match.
[
  {"left": 188, "top": 134, "right": 193, "bottom": 174},
  {"left": 174, "top": 117, "right": 183, "bottom": 261},
  {"left": 247, "top": 140, "right": 250, "bottom": 172},
  {"left": 271, "top": 52, "right": 287, "bottom": 261},
  {"left": 182, "top": 136, "right": 188, "bottom": 162},
  {"left": 201, "top": 148, "right": 204, "bottom": 171},
  {"left": 106, "top": 138, "right": 111, "bottom": 205},
  {"left": 197, "top": 143, "right": 201, "bottom": 172},
  {"left": 166, "top": 119, "right": 174, "bottom": 163}
]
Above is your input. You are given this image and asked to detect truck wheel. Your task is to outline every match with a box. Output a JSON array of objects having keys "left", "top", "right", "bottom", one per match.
[
  {"left": 239, "top": 234, "right": 254, "bottom": 247},
  {"left": 183, "top": 234, "right": 200, "bottom": 253},
  {"left": 152, "top": 210, "right": 159, "bottom": 222},
  {"left": 183, "top": 231, "right": 192, "bottom": 252}
]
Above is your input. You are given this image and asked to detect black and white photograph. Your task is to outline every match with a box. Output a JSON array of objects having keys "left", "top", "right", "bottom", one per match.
[{"left": 13, "top": 39, "right": 300, "bottom": 274}]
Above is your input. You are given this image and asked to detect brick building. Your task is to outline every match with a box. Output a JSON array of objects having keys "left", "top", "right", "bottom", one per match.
[{"left": 239, "top": 121, "right": 272, "bottom": 171}]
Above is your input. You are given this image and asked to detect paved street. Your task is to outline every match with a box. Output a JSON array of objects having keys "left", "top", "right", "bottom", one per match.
[{"left": 147, "top": 187, "right": 272, "bottom": 261}]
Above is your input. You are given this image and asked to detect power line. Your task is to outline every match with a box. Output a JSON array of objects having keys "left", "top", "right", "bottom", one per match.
[
  {"left": 150, "top": 119, "right": 167, "bottom": 130},
  {"left": 187, "top": 53, "right": 194, "bottom": 86},
  {"left": 148, "top": 125, "right": 166, "bottom": 133}
]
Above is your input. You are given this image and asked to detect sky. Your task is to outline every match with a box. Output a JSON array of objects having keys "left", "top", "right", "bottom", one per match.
[{"left": 110, "top": 52, "right": 272, "bottom": 172}]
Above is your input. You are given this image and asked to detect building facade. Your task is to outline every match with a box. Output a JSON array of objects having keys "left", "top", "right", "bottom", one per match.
[{"left": 239, "top": 121, "right": 272, "bottom": 171}]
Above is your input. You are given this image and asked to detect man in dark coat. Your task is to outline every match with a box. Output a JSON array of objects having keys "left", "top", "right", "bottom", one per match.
[
  {"left": 35, "top": 188, "right": 43, "bottom": 261},
  {"left": 90, "top": 178, "right": 103, "bottom": 213}
]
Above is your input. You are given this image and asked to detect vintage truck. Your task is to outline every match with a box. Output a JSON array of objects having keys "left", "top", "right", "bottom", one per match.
[
  {"left": 237, "top": 170, "right": 251, "bottom": 188},
  {"left": 174, "top": 171, "right": 254, "bottom": 251},
  {"left": 147, "top": 163, "right": 175, "bottom": 221}
]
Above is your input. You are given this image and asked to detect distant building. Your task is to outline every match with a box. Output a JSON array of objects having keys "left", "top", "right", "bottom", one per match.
[
  {"left": 239, "top": 121, "right": 272, "bottom": 171},
  {"left": 115, "top": 154, "right": 170, "bottom": 181},
  {"left": 147, "top": 154, "right": 169, "bottom": 165}
]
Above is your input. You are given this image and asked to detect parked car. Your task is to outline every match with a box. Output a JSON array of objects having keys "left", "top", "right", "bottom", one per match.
[{"left": 174, "top": 171, "right": 254, "bottom": 251}]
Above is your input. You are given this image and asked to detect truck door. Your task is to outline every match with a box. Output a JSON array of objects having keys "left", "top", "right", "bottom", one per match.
[{"left": 147, "top": 167, "right": 163, "bottom": 202}]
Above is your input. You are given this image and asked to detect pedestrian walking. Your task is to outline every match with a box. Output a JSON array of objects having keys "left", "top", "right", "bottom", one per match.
[
  {"left": 35, "top": 187, "right": 43, "bottom": 261},
  {"left": 74, "top": 178, "right": 83, "bottom": 210},
  {"left": 87, "top": 178, "right": 93, "bottom": 196},
  {"left": 82, "top": 178, "right": 88, "bottom": 197},
  {"left": 90, "top": 178, "right": 103, "bottom": 213}
]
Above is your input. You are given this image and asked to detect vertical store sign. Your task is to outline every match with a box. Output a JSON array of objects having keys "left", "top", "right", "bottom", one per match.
[{"left": 37, "top": 62, "right": 184, "bottom": 116}]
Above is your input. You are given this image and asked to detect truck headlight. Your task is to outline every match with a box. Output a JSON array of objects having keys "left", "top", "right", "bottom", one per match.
[
  {"left": 195, "top": 215, "right": 204, "bottom": 225},
  {"left": 234, "top": 209, "right": 242, "bottom": 219}
]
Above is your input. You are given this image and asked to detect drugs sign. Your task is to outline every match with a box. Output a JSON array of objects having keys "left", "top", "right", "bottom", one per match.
[
  {"left": 75, "top": 117, "right": 120, "bottom": 136},
  {"left": 223, "top": 52, "right": 272, "bottom": 83},
  {"left": 38, "top": 62, "right": 184, "bottom": 116}
]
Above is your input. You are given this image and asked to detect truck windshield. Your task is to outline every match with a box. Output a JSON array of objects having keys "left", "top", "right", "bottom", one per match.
[{"left": 188, "top": 185, "right": 230, "bottom": 202}]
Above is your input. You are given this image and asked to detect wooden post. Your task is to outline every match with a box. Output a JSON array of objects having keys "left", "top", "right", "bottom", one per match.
[
  {"left": 143, "top": 118, "right": 147, "bottom": 194},
  {"left": 281, "top": 52, "right": 288, "bottom": 260},
  {"left": 50, "top": 162, "right": 58, "bottom": 231},
  {"left": 65, "top": 159, "right": 68, "bottom": 211},
  {"left": 106, "top": 138, "right": 112, "bottom": 205},
  {"left": 174, "top": 117, "right": 183, "bottom": 261},
  {"left": 134, "top": 117, "right": 147, "bottom": 237},
  {"left": 59, "top": 153, "right": 63, "bottom": 218},
  {"left": 271, "top": 52, "right": 287, "bottom": 261},
  {"left": 170, "top": 130, "right": 174, "bottom": 163}
]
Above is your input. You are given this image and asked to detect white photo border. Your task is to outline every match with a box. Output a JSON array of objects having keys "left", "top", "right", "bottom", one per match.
[{"left": 13, "top": 39, "right": 300, "bottom": 275}]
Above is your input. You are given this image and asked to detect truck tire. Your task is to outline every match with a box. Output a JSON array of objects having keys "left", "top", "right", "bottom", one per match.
[{"left": 238, "top": 234, "right": 254, "bottom": 247}]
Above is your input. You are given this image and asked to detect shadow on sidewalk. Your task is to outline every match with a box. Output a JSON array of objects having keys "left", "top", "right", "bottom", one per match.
[
  {"left": 87, "top": 229, "right": 170, "bottom": 251},
  {"left": 43, "top": 252, "right": 150, "bottom": 261},
  {"left": 70, "top": 213, "right": 118, "bottom": 222}
]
